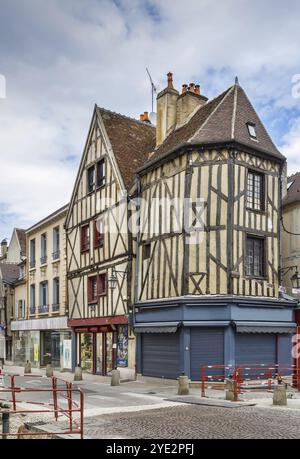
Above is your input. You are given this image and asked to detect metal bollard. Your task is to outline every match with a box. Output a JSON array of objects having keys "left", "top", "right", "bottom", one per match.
[
  {"left": 2, "top": 411, "right": 10, "bottom": 439},
  {"left": 74, "top": 366, "right": 83, "bottom": 382}
]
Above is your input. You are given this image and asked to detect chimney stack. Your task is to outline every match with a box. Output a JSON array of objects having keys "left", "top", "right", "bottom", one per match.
[
  {"left": 156, "top": 72, "right": 179, "bottom": 146},
  {"left": 140, "top": 112, "right": 150, "bottom": 123},
  {"left": 155, "top": 72, "right": 208, "bottom": 145},
  {"left": 1, "top": 239, "right": 8, "bottom": 258}
]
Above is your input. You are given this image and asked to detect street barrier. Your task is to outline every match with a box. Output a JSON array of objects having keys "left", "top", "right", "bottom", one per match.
[
  {"left": 201, "top": 363, "right": 300, "bottom": 400},
  {"left": 0, "top": 370, "right": 84, "bottom": 439}
]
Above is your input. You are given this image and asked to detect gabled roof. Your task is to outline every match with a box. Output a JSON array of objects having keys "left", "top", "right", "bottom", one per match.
[
  {"left": 97, "top": 108, "right": 156, "bottom": 189},
  {"left": 26, "top": 204, "right": 69, "bottom": 234},
  {"left": 283, "top": 172, "right": 300, "bottom": 207},
  {"left": 143, "top": 83, "right": 284, "bottom": 171},
  {"left": 0, "top": 263, "right": 20, "bottom": 285},
  {"left": 15, "top": 229, "right": 26, "bottom": 256}
]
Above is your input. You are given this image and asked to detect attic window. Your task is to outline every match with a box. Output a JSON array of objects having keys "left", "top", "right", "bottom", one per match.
[{"left": 247, "top": 123, "right": 257, "bottom": 139}]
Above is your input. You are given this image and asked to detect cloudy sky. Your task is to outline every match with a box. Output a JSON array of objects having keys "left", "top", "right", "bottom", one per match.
[{"left": 0, "top": 0, "right": 300, "bottom": 241}]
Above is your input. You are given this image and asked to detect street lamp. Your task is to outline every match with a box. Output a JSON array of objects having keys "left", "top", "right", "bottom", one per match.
[
  {"left": 108, "top": 267, "right": 127, "bottom": 291},
  {"left": 291, "top": 270, "right": 300, "bottom": 290}
]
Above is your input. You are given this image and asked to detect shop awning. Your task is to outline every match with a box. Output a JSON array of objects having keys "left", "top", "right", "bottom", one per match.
[
  {"left": 234, "top": 321, "right": 297, "bottom": 334},
  {"left": 134, "top": 322, "right": 180, "bottom": 334}
]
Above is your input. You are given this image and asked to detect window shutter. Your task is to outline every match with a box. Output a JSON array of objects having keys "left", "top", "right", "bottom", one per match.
[{"left": 88, "top": 278, "right": 92, "bottom": 304}]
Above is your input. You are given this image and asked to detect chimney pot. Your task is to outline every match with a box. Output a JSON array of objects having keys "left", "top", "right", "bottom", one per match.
[
  {"left": 167, "top": 72, "right": 174, "bottom": 89},
  {"left": 195, "top": 84, "right": 200, "bottom": 95},
  {"left": 189, "top": 83, "right": 195, "bottom": 93},
  {"left": 182, "top": 84, "right": 188, "bottom": 94}
]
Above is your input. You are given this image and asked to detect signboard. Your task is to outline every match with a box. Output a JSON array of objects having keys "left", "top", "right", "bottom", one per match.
[
  {"left": 33, "top": 343, "right": 39, "bottom": 363},
  {"left": 63, "top": 340, "right": 72, "bottom": 370},
  {"left": 117, "top": 325, "right": 128, "bottom": 368}
]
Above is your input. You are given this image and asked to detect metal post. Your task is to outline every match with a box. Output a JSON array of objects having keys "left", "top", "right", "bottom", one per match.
[
  {"left": 11, "top": 375, "right": 16, "bottom": 412},
  {"left": 201, "top": 367, "right": 205, "bottom": 397},
  {"left": 67, "top": 382, "right": 73, "bottom": 433},
  {"left": 80, "top": 389, "right": 84, "bottom": 440},
  {"left": 52, "top": 377, "right": 58, "bottom": 421},
  {"left": 2, "top": 412, "right": 10, "bottom": 439}
]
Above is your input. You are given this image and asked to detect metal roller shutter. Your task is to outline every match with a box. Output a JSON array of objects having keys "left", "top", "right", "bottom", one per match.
[
  {"left": 142, "top": 333, "right": 180, "bottom": 379},
  {"left": 235, "top": 334, "right": 277, "bottom": 366},
  {"left": 190, "top": 328, "right": 224, "bottom": 381},
  {"left": 278, "top": 335, "right": 293, "bottom": 375}
]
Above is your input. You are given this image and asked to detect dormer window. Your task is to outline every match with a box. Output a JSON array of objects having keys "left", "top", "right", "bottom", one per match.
[{"left": 247, "top": 123, "right": 257, "bottom": 139}]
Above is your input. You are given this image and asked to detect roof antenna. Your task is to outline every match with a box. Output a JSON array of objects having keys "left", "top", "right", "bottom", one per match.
[
  {"left": 235, "top": 76, "right": 239, "bottom": 86},
  {"left": 146, "top": 68, "right": 157, "bottom": 124}
]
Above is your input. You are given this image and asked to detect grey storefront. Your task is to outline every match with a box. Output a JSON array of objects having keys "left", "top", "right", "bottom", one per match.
[{"left": 134, "top": 297, "right": 297, "bottom": 381}]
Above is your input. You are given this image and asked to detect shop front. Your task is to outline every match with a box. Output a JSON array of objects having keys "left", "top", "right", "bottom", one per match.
[
  {"left": 69, "top": 316, "right": 131, "bottom": 377},
  {"left": 11, "top": 316, "right": 72, "bottom": 370}
]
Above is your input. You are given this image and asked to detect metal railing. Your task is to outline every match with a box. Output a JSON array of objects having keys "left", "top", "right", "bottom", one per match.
[
  {"left": 38, "top": 304, "right": 49, "bottom": 314},
  {"left": 52, "top": 251, "right": 60, "bottom": 261},
  {"left": 52, "top": 303, "right": 60, "bottom": 312},
  {"left": 0, "top": 372, "right": 84, "bottom": 439}
]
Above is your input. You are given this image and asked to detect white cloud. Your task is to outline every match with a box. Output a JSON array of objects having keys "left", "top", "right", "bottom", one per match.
[{"left": 1, "top": 0, "right": 300, "bottom": 239}]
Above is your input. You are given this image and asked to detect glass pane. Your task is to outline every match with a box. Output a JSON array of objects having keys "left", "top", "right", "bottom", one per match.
[
  {"left": 80, "top": 333, "right": 93, "bottom": 373},
  {"left": 96, "top": 334, "right": 103, "bottom": 374},
  {"left": 106, "top": 333, "right": 114, "bottom": 374}
]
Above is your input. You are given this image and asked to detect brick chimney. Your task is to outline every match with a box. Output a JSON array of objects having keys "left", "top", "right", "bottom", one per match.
[
  {"left": 140, "top": 112, "right": 151, "bottom": 124},
  {"left": 156, "top": 72, "right": 179, "bottom": 146},
  {"left": 176, "top": 82, "right": 208, "bottom": 128},
  {"left": 1, "top": 239, "right": 8, "bottom": 258}
]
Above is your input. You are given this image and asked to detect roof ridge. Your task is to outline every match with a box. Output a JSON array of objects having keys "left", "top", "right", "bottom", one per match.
[
  {"left": 189, "top": 86, "right": 235, "bottom": 142},
  {"left": 97, "top": 107, "right": 156, "bottom": 129},
  {"left": 231, "top": 84, "right": 238, "bottom": 139},
  {"left": 288, "top": 172, "right": 300, "bottom": 180}
]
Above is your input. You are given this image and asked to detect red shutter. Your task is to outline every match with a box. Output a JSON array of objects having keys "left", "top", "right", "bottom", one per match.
[
  {"left": 97, "top": 274, "right": 107, "bottom": 296},
  {"left": 88, "top": 277, "right": 92, "bottom": 304}
]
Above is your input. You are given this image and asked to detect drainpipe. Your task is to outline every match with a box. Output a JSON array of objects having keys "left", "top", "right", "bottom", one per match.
[{"left": 278, "top": 161, "right": 284, "bottom": 287}]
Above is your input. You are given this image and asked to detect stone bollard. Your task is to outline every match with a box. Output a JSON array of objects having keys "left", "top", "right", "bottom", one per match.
[
  {"left": 1, "top": 411, "right": 10, "bottom": 440},
  {"left": 178, "top": 375, "right": 190, "bottom": 396},
  {"left": 74, "top": 366, "right": 83, "bottom": 382},
  {"left": 24, "top": 361, "right": 32, "bottom": 374},
  {"left": 225, "top": 379, "right": 236, "bottom": 401},
  {"left": 273, "top": 384, "right": 287, "bottom": 406},
  {"left": 111, "top": 369, "right": 121, "bottom": 387},
  {"left": 46, "top": 364, "right": 54, "bottom": 378}
]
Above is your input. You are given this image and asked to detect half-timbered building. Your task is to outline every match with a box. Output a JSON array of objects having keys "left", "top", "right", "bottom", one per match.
[
  {"left": 133, "top": 74, "right": 297, "bottom": 380},
  {"left": 65, "top": 107, "right": 155, "bottom": 377}
]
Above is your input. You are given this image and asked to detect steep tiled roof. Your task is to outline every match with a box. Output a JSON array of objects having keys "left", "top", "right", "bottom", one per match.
[
  {"left": 144, "top": 83, "right": 284, "bottom": 170},
  {"left": 15, "top": 229, "right": 26, "bottom": 256},
  {"left": 0, "top": 263, "right": 20, "bottom": 284},
  {"left": 97, "top": 108, "right": 156, "bottom": 189},
  {"left": 283, "top": 172, "right": 300, "bottom": 207}
]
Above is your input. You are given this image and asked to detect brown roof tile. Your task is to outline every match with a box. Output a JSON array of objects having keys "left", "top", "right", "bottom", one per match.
[
  {"left": 144, "top": 83, "right": 284, "bottom": 170},
  {"left": 0, "top": 263, "right": 20, "bottom": 284},
  {"left": 97, "top": 108, "right": 156, "bottom": 189},
  {"left": 283, "top": 172, "right": 300, "bottom": 207}
]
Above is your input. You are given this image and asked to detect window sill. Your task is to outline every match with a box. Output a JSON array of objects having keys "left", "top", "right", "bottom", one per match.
[
  {"left": 96, "top": 183, "right": 106, "bottom": 191},
  {"left": 244, "top": 276, "right": 267, "bottom": 281},
  {"left": 246, "top": 207, "right": 266, "bottom": 215},
  {"left": 81, "top": 248, "right": 90, "bottom": 254}
]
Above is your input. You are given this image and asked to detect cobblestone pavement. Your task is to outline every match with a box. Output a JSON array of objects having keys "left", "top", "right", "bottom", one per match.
[{"left": 84, "top": 404, "right": 300, "bottom": 439}]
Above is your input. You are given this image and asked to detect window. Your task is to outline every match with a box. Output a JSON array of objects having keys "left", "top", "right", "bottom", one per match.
[
  {"left": 94, "top": 219, "right": 104, "bottom": 248},
  {"left": 247, "top": 170, "right": 265, "bottom": 211},
  {"left": 41, "top": 233, "right": 47, "bottom": 264},
  {"left": 30, "top": 239, "right": 36, "bottom": 268},
  {"left": 30, "top": 284, "right": 36, "bottom": 315},
  {"left": 247, "top": 123, "right": 257, "bottom": 139},
  {"left": 39, "top": 281, "right": 49, "bottom": 313},
  {"left": 81, "top": 225, "right": 90, "bottom": 252},
  {"left": 96, "top": 159, "right": 106, "bottom": 188},
  {"left": 53, "top": 278, "right": 60, "bottom": 312},
  {"left": 246, "top": 236, "right": 265, "bottom": 278},
  {"left": 88, "top": 276, "right": 98, "bottom": 304},
  {"left": 87, "top": 166, "right": 95, "bottom": 193},
  {"left": 88, "top": 274, "right": 107, "bottom": 304},
  {"left": 16, "top": 300, "right": 25, "bottom": 320},
  {"left": 143, "top": 243, "right": 151, "bottom": 261},
  {"left": 53, "top": 227, "right": 60, "bottom": 260},
  {"left": 97, "top": 273, "right": 107, "bottom": 296}
]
